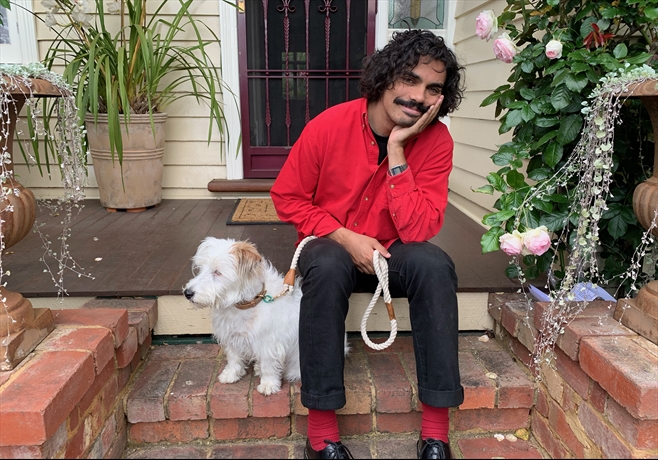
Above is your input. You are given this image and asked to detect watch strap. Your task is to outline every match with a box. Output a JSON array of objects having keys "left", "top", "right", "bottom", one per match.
[{"left": 389, "top": 164, "right": 408, "bottom": 176}]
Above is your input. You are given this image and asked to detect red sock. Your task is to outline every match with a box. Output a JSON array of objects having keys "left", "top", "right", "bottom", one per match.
[
  {"left": 421, "top": 403, "right": 450, "bottom": 443},
  {"left": 307, "top": 409, "right": 340, "bottom": 451}
]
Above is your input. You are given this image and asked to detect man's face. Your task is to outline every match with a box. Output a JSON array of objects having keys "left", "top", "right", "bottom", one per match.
[{"left": 378, "top": 57, "right": 447, "bottom": 131}]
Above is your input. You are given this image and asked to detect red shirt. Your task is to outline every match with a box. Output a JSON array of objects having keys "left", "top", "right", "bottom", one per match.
[{"left": 270, "top": 98, "right": 454, "bottom": 248}]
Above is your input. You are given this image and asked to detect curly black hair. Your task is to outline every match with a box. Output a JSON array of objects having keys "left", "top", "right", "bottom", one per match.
[{"left": 360, "top": 30, "right": 465, "bottom": 118}]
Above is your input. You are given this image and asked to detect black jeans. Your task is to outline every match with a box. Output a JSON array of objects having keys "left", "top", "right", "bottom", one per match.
[{"left": 297, "top": 237, "right": 464, "bottom": 411}]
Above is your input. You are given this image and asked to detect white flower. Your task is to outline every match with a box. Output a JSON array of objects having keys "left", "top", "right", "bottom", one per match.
[
  {"left": 44, "top": 10, "right": 58, "bottom": 29},
  {"left": 475, "top": 10, "right": 498, "bottom": 41},
  {"left": 493, "top": 33, "right": 519, "bottom": 64},
  {"left": 545, "top": 39, "right": 563, "bottom": 59},
  {"left": 107, "top": 0, "right": 121, "bottom": 14},
  {"left": 41, "top": 0, "right": 58, "bottom": 9}
]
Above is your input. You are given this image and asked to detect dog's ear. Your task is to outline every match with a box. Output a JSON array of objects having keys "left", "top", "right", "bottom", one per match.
[{"left": 230, "top": 241, "right": 263, "bottom": 276}]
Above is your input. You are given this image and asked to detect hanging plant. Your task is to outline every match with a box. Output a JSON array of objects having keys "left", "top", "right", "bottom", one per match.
[{"left": 0, "top": 62, "right": 92, "bottom": 296}]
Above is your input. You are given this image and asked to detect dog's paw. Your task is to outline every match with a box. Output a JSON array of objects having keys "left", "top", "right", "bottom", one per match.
[
  {"left": 257, "top": 379, "right": 281, "bottom": 396},
  {"left": 219, "top": 367, "right": 245, "bottom": 384}
]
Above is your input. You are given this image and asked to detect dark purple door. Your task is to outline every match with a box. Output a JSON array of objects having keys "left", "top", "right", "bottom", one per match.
[{"left": 238, "top": 0, "right": 377, "bottom": 178}]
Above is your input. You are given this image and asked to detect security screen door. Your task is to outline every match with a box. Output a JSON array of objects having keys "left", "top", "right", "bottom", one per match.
[{"left": 238, "top": 0, "right": 376, "bottom": 178}]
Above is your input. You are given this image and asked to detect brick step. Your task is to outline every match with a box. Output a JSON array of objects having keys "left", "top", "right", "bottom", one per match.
[{"left": 124, "top": 335, "right": 541, "bottom": 457}]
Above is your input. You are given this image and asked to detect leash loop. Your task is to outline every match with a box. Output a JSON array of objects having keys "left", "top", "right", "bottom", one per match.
[{"left": 288, "top": 236, "right": 397, "bottom": 350}]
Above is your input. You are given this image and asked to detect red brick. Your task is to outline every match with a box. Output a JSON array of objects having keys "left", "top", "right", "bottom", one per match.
[
  {"left": 105, "top": 413, "right": 128, "bottom": 460},
  {"left": 578, "top": 401, "right": 633, "bottom": 458},
  {"left": 51, "top": 308, "right": 129, "bottom": 347},
  {"left": 339, "top": 350, "right": 372, "bottom": 415},
  {"left": 64, "top": 424, "right": 85, "bottom": 459},
  {"left": 534, "top": 300, "right": 617, "bottom": 331},
  {"left": 78, "top": 359, "right": 116, "bottom": 416},
  {"left": 209, "top": 361, "right": 250, "bottom": 419},
  {"left": 168, "top": 359, "right": 215, "bottom": 421},
  {"left": 0, "top": 350, "right": 94, "bottom": 446},
  {"left": 126, "top": 359, "right": 179, "bottom": 423},
  {"left": 558, "top": 316, "right": 635, "bottom": 361},
  {"left": 555, "top": 346, "right": 590, "bottom": 399},
  {"left": 377, "top": 411, "right": 422, "bottom": 433},
  {"left": 36, "top": 327, "right": 114, "bottom": 375},
  {"left": 458, "top": 436, "right": 543, "bottom": 459},
  {"left": 116, "top": 327, "right": 138, "bottom": 369},
  {"left": 358, "top": 335, "right": 414, "bottom": 354},
  {"left": 118, "top": 364, "right": 132, "bottom": 393},
  {"left": 501, "top": 300, "right": 530, "bottom": 337},
  {"left": 580, "top": 336, "right": 658, "bottom": 418},
  {"left": 100, "top": 371, "right": 120, "bottom": 417},
  {"left": 129, "top": 420, "right": 209, "bottom": 443},
  {"left": 548, "top": 398, "right": 588, "bottom": 457},
  {"left": 509, "top": 336, "right": 533, "bottom": 367},
  {"left": 606, "top": 397, "right": 658, "bottom": 450},
  {"left": 530, "top": 411, "right": 570, "bottom": 459},
  {"left": 81, "top": 298, "right": 158, "bottom": 330},
  {"left": 588, "top": 380, "right": 607, "bottom": 413},
  {"left": 211, "top": 417, "right": 290, "bottom": 440},
  {"left": 338, "top": 414, "right": 374, "bottom": 436},
  {"left": 458, "top": 352, "right": 495, "bottom": 410},
  {"left": 291, "top": 381, "right": 307, "bottom": 416},
  {"left": 368, "top": 352, "right": 413, "bottom": 413},
  {"left": 452, "top": 408, "right": 529, "bottom": 432},
  {"left": 148, "top": 343, "right": 220, "bottom": 361},
  {"left": 536, "top": 385, "right": 549, "bottom": 418},
  {"left": 561, "top": 383, "right": 579, "bottom": 412},
  {"left": 210, "top": 444, "right": 290, "bottom": 459},
  {"left": 475, "top": 350, "right": 535, "bottom": 409},
  {"left": 127, "top": 310, "right": 150, "bottom": 344},
  {"left": 251, "top": 381, "right": 291, "bottom": 418}
]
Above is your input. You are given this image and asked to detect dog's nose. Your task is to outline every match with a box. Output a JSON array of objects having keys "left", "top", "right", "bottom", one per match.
[{"left": 184, "top": 288, "right": 194, "bottom": 300}]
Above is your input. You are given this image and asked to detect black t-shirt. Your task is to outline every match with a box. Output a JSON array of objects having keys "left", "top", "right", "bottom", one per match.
[{"left": 372, "top": 131, "right": 388, "bottom": 165}]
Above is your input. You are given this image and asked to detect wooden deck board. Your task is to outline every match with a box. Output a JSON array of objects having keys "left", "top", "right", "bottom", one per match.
[{"left": 3, "top": 199, "right": 519, "bottom": 297}]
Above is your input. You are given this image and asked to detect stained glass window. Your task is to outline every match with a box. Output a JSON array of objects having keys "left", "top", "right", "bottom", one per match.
[{"left": 388, "top": 0, "right": 445, "bottom": 30}]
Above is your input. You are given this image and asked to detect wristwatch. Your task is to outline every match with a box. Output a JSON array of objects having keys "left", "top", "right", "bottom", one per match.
[{"left": 389, "top": 164, "right": 408, "bottom": 176}]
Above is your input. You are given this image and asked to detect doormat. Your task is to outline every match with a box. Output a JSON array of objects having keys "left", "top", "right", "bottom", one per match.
[{"left": 226, "top": 198, "right": 288, "bottom": 225}]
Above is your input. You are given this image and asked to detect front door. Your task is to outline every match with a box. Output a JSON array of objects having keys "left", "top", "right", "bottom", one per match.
[{"left": 238, "top": 0, "right": 376, "bottom": 178}]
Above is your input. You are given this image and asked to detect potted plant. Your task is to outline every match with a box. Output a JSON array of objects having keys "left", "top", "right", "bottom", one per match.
[{"left": 39, "top": 0, "right": 235, "bottom": 210}]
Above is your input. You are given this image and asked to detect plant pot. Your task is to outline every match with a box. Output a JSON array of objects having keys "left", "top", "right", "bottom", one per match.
[{"left": 86, "top": 112, "right": 167, "bottom": 210}]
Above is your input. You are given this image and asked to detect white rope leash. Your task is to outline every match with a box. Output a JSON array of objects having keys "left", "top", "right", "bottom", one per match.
[{"left": 284, "top": 235, "right": 397, "bottom": 351}]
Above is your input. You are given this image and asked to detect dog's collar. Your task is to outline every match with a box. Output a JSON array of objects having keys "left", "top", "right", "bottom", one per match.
[{"left": 234, "top": 285, "right": 267, "bottom": 310}]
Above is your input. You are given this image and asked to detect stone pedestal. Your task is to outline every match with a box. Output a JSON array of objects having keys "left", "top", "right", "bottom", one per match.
[
  {"left": 618, "top": 79, "right": 658, "bottom": 345},
  {"left": 0, "top": 77, "right": 63, "bottom": 370}
]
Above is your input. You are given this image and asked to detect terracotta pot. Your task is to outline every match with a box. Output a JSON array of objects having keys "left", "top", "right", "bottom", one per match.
[
  {"left": 0, "top": 181, "right": 36, "bottom": 250},
  {"left": 86, "top": 113, "right": 167, "bottom": 210}
]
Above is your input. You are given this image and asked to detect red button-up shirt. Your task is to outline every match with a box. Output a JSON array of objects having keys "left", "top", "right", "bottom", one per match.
[{"left": 270, "top": 98, "right": 454, "bottom": 249}]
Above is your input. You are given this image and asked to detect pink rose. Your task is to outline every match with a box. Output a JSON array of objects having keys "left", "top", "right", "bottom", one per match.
[
  {"left": 545, "top": 39, "right": 563, "bottom": 59},
  {"left": 522, "top": 226, "right": 552, "bottom": 256},
  {"left": 475, "top": 10, "right": 498, "bottom": 41},
  {"left": 493, "top": 33, "right": 519, "bottom": 64},
  {"left": 499, "top": 231, "right": 524, "bottom": 256}
]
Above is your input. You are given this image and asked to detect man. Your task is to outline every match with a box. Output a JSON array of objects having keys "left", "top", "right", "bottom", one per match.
[{"left": 271, "top": 29, "right": 465, "bottom": 460}]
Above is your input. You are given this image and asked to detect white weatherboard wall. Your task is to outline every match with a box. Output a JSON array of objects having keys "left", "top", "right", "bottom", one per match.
[{"left": 449, "top": 0, "right": 512, "bottom": 225}]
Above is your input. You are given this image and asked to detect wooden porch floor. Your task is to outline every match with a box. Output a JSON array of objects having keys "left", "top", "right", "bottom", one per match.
[{"left": 3, "top": 199, "right": 519, "bottom": 298}]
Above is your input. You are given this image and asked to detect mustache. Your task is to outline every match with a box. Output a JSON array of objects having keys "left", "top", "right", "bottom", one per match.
[{"left": 394, "top": 97, "right": 430, "bottom": 114}]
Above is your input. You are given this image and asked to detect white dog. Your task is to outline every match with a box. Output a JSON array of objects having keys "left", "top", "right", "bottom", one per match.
[{"left": 183, "top": 237, "right": 303, "bottom": 396}]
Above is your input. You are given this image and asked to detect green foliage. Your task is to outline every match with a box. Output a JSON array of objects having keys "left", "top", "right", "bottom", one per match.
[
  {"left": 37, "top": 0, "right": 236, "bottom": 169},
  {"left": 477, "top": 0, "right": 657, "bottom": 294}
]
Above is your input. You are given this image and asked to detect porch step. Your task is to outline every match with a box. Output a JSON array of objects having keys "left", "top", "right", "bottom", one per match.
[{"left": 123, "top": 335, "right": 546, "bottom": 458}]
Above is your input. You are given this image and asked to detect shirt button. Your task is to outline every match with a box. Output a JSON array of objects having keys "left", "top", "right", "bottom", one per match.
[
  {"left": 364, "top": 197, "right": 369, "bottom": 201},
  {"left": 371, "top": 141, "right": 375, "bottom": 145},
  {"left": 354, "top": 222, "right": 358, "bottom": 226},
  {"left": 390, "top": 184, "right": 395, "bottom": 189}
]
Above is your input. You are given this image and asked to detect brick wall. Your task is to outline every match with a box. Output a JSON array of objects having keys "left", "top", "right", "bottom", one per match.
[
  {"left": 0, "top": 299, "right": 157, "bottom": 459},
  {"left": 489, "top": 293, "right": 658, "bottom": 458}
]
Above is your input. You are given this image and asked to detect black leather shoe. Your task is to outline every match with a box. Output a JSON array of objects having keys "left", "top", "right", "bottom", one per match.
[
  {"left": 417, "top": 437, "right": 452, "bottom": 459},
  {"left": 304, "top": 439, "right": 354, "bottom": 459}
]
